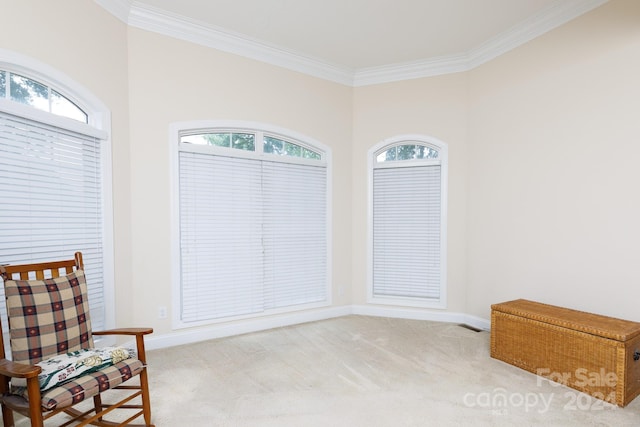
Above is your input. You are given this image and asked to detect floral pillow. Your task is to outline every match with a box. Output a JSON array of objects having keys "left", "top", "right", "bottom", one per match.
[{"left": 34, "top": 347, "right": 136, "bottom": 391}]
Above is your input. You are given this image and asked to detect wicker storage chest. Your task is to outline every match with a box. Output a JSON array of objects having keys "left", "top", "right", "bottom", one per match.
[{"left": 491, "top": 299, "right": 640, "bottom": 406}]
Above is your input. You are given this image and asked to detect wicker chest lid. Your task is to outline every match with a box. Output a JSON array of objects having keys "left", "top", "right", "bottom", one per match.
[{"left": 491, "top": 299, "right": 640, "bottom": 342}]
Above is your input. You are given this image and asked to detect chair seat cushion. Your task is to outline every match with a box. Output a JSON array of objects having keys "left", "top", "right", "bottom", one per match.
[
  {"left": 13, "top": 357, "right": 145, "bottom": 410},
  {"left": 36, "top": 346, "right": 136, "bottom": 391}
]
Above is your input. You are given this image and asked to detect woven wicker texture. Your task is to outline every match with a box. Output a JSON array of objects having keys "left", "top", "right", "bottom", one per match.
[
  {"left": 491, "top": 299, "right": 640, "bottom": 341},
  {"left": 491, "top": 299, "right": 640, "bottom": 407}
]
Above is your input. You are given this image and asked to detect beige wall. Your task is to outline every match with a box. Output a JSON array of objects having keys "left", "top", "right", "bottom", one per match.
[
  {"left": 2, "top": 0, "right": 639, "bottom": 339},
  {"left": 466, "top": 0, "right": 640, "bottom": 320},
  {"left": 0, "top": 1, "right": 135, "bottom": 325}
]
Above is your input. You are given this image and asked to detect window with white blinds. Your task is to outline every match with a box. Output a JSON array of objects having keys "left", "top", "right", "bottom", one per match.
[
  {"left": 0, "top": 111, "right": 108, "bottom": 333},
  {"left": 369, "top": 136, "right": 447, "bottom": 308},
  {"left": 175, "top": 125, "right": 329, "bottom": 327}
]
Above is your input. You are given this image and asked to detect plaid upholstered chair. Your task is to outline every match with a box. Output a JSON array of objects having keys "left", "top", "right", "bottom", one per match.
[{"left": 0, "top": 252, "right": 153, "bottom": 427}]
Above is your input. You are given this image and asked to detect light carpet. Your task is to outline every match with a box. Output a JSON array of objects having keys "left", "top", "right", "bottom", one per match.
[{"left": 10, "top": 315, "right": 640, "bottom": 426}]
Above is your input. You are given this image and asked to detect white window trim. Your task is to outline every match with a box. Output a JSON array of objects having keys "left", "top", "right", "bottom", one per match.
[
  {"left": 169, "top": 120, "right": 333, "bottom": 329},
  {"left": 367, "top": 134, "right": 448, "bottom": 309},
  {"left": 0, "top": 48, "right": 115, "bottom": 332}
]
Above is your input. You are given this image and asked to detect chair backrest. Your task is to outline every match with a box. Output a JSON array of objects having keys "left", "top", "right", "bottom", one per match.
[{"left": 0, "top": 252, "right": 94, "bottom": 364}]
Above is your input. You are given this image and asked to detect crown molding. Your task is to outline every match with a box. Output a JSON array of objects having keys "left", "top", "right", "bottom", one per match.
[
  {"left": 353, "top": 0, "right": 609, "bottom": 86},
  {"left": 353, "top": 53, "right": 470, "bottom": 87},
  {"left": 95, "top": 0, "right": 608, "bottom": 87},
  {"left": 466, "top": 0, "right": 610, "bottom": 70},
  {"left": 127, "top": 2, "right": 355, "bottom": 86},
  {"left": 94, "top": 0, "right": 132, "bottom": 24}
]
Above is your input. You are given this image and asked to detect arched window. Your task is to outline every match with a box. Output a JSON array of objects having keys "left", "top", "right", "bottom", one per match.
[
  {"left": 171, "top": 121, "right": 330, "bottom": 327},
  {"left": 0, "top": 69, "right": 87, "bottom": 122},
  {"left": 368, "top": 135, "right": 448, "bottom": 308},
  {"left": 0, "top": 50, "right": 113, "bottom": 343}
]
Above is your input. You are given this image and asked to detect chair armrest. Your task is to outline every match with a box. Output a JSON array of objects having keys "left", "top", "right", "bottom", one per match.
[
  {"left": 0, "top": 358, "right": 41, "bottom": 379},
  {"left": 92, "top": 328, "right": 153, "bottom": 337},
  {"left": 92, "top": 328, "right": 154, "bottom": 364}
]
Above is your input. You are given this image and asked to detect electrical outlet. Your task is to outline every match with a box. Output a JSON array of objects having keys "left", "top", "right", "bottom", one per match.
[{"left": 158, "top": 306, "right": 167, "bottom": 319}]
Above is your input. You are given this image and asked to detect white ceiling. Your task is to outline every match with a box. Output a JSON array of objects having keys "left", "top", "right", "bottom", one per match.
[{"left": 97, "top": 0, "right": 608, "bottom": 85}]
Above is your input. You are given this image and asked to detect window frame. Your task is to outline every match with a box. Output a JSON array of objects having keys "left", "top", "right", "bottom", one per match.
[
  {"left": 367, "top": 134, "right": 448, "bottom": 309},
  {"left": 0, "top": 49, "right": 115, "bottom": 342},
  {"left": 170, "top": 120, "right": 332, "bottom": 329}
]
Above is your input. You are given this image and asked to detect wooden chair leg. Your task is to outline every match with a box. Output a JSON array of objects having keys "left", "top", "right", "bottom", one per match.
[
  {"left": 140, "top": 368, "right": 152, "bottom": 426},
  {"left": 134, "top": 333, "right": 153, "bottom": 426},
  {"left": 26, "top": 378, "right": 44, "bottom": 427},
  {"left": 93, "top": 394, "right": 103, "bottom": 420},
  {"left": 1, "top": 376, "right": 15, "bottom": 426},
  {"left": 2, "top": 403, "right": 15, "bottom": 427}
]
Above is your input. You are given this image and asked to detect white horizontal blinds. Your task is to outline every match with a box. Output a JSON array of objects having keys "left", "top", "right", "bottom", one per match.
[
  {"left": 179, "top": 152, "right": 264, "bottom": 322},
  {"left": 178, "top": 137, "right": 328, "bottom": 324},
  {"left": 373, "top": 164, "right": 441, "bottom": 299},
  {"left": 262, "top": 161, "right": 327, "bottom": 309},
  {"left": 0, "top": 111, "right": 105, "bottom": 330}
]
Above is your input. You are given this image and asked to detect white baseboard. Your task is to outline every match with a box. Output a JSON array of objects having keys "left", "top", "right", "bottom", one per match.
[
  {"left": 351, "top": 305, "right": 491, "bottom": 331},
  {"left": 142, "top": 305, "right": 491, "bottom": 351},
  {"left": 143, "top": 305, "right": 352, "bottom": 351}
]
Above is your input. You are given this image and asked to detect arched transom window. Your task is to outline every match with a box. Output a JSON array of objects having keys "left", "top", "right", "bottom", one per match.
[
  {"left": 181, "top": 131, "right": 322, "bottom": 160},
  {"left": 375, "top": 142, "right": 439, "bottom": 162},
  {"left": 0, "top": 69, "right": 87, "bottom": 122}
]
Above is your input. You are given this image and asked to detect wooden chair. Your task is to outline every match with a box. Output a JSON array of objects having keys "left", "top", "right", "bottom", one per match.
[{"left": 0, "top": 252, "right": 154, "bottom": 426}]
